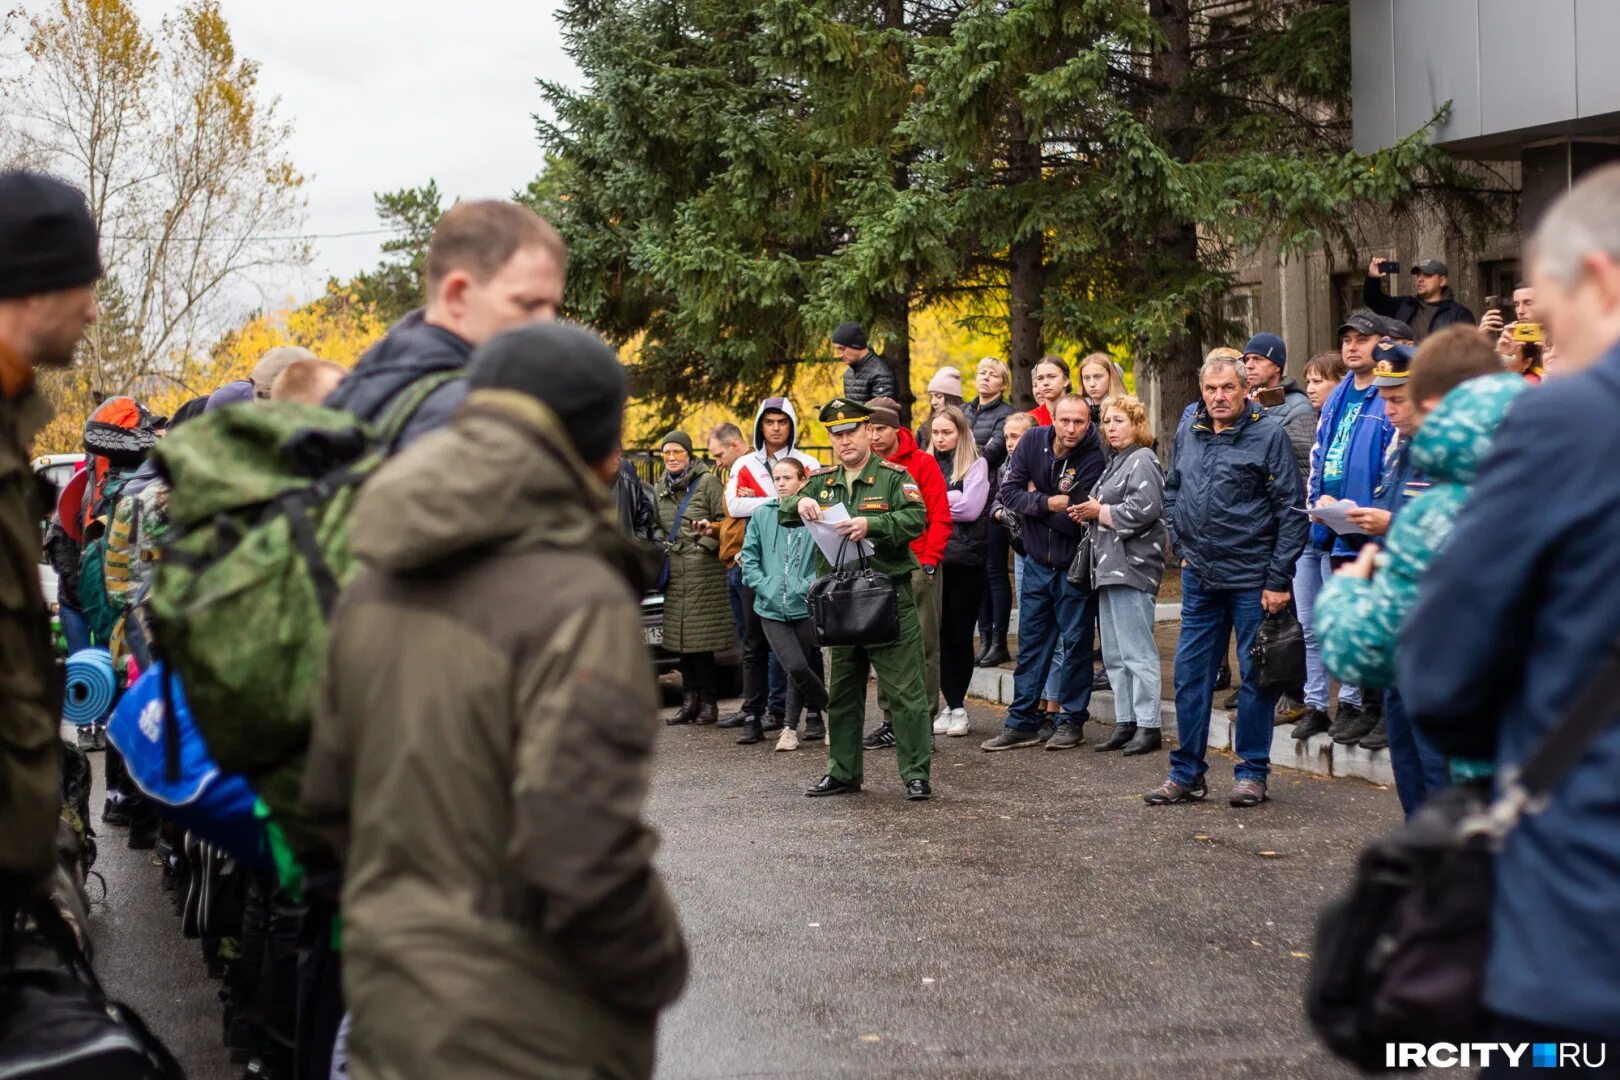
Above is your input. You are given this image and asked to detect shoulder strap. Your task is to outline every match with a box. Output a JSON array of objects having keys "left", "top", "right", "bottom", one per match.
[
  {"left": 667, "top": 481, "right": 701, "bottom": 549},
  {"left": 376, "top": 370, "right": 461, "bottom": 447}
]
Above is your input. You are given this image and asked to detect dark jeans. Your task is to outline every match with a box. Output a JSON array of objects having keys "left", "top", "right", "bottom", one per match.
[
  {"left": 759, "top": 617, "right": 826, "bottom": 727},
  {"left": 1008, "top": 559, "right": 1095, "bottom": 730},
  {"left": 1481, "top": 1012, "right": 1620, "bottom": 1077},
  {"left": 941, "top": 563, "right": 986, "bottom": 708},
  {"left": 1384, "top": 687, "right": 1449, "bottom": 818},
  {"left": 1170, "top": 570, "right": 1274, "bottom": 786},
  {"left": 677, "top": 651, "right": 716, "bottom": 696},
  {"left": 59, "top": 602, "right": 92, "bottom": 653},
  {"left": 728, "top": 567, "right": 786, "bottom": 716},
  {"left": 977, "top": 518, "right": 1013, "bottom": 642}
]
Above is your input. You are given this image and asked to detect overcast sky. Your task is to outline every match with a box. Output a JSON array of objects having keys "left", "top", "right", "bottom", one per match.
[{"left": 109, "top": 0, "right": 582, "bottom": 306}]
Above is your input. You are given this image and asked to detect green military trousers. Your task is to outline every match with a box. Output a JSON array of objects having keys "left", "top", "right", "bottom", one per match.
[
  {"left": 877, "top": 565, "right": 940, "bottom": 718},
  {"left": 825, "top": 577, "right": 931, "bottom": 785}
]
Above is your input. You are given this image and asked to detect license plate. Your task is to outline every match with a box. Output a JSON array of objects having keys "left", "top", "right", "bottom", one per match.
[{"left": 643, "top": 625, "right": 663, "bottom": 647}]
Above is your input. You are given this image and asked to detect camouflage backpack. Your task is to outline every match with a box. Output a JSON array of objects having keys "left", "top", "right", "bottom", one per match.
[{"left": 146, "top": 374, "right": 454, "bottom": 857}]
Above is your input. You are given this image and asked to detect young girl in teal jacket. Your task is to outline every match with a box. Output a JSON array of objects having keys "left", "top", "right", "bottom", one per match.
[{"left": 740, "top": 459, "right": 825, "bottom": 751}]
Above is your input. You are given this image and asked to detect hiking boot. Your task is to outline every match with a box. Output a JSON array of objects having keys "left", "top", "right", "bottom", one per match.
[
  {"left": 775, "top": 727, "right": 800, "bottom": 752},
  {"left": 1357, "top": 717, "right": 1389, "bottom": 751},
  {"left": 761, "top": 712, "right": 784, "bottom": 733},
  {"left": 802, "top": 713, "right": 825, "bottom": 742},
  {"left": 1229, "top": 779, "right": 1269, "bottom": 808},
  {"left": 1122, "top": 727, "right": 1162, "bottom": 756},
  {"left": 1144, "top": 777, "right": 1207, "bottom": 805},
  {"left": 716, "top": 710, "right": 749, "bottom": 729},
  {"left": 1332, "top": 704, "right": 1379, "bottom": 745},
  {"left": 1220, "top": 688, "right": 1241, "bottom": 710},
  {"left": 980, "top": 727, "right": 1041, "bottom": 752},
  {"left": 736, "top": 717, "right": 763, "bottom": 745},
  {"left": 667, "top": 692, "right": 700, "bottom": 725},
  {"left": 1274, "top": 695, "right": 1308, "bottom": 725},
  {"left": 696, "top": 696, "right": 719, "bottom": 725},
  {"left": 1292, "top": 707, "right": 1331, "bottom": 740},
  {"left": 1327, "top": 702, "right": 1364, "bottom": 741},
  {"left": 1044, "top": 721, "right": 1086, "bottom": 750},
  {"left": 862, "top": 721, "right": 896, "bottom": 749},
  {"left": 1093, "top": 723, "right": 1136, "bottom": 752}
]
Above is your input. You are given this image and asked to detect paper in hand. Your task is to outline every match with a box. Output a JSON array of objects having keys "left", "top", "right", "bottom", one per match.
[
  {"left": 1298, "top": 500, "right": 1363, "bottom": 537},
  {"left": 807, "top": 503, "right": 876, "bottom": 567}
]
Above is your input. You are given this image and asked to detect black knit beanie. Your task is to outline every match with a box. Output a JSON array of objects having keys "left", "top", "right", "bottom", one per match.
[
  {"left": 830, "top": 321, "right": 868, "bottom": 350},
  {"left": 465, "top": 322, "right": 628, "bottom": 464},
  {"left": 0, "top": 171, "right": 102, "bottom": 300}
]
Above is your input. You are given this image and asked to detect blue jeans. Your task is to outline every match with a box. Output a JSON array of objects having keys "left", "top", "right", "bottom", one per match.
[
  {"left": 59, "top": 602, "right": 92, "bottom": 653},
  {"left": 1384, "top": 688, "right": 1449, "bottom": 818},
  {"left": 1293, "top": 551, "right": 1362, "bottom": 710},
  {"left": 1170, "top": 570, "right": 1274, "bottom": 786},
  {"left": 1007, "top": 559, "right": 1095, "bottom": 730}
]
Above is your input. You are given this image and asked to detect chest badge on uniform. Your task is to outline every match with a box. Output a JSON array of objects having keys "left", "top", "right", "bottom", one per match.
[{"left": 859, "top": 499, "right": 889, "bottom": 512}]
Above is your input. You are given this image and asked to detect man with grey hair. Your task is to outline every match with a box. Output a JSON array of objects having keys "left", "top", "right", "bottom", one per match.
[
  {"left": 1147, "top": 354, "right": 1305, "bottom": 808},
  {"left": 1400, "top": 163, "right": 1620, "bottom": 1052}
]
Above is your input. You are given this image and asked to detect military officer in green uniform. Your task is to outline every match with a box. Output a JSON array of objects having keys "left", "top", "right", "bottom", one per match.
[{"left": 781, "top": 398, "right": 933, "bottom": 800}]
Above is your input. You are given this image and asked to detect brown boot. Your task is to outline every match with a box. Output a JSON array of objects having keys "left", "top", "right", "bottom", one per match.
[
  {"left": 696, "top": 695, "right": 719, "bottom": 725},
  {"left": 667, "top": 691, "right": 699, "bottom": 725}
]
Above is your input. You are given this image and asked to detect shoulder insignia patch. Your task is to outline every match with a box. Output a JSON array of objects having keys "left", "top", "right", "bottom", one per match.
[
  {"left": 809, "top": 466, "right": 836, "bottom": 477},
  {"left": 879, "top": 460, "right": 909, "bottom": 475},
  {"left": 901, "top": 482, "right": 923, "bottom": 503}
]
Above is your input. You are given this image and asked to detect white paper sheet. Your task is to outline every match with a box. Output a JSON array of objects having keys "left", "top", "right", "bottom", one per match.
[
  {"left": 806, "top": 503, "right": 876, "bottom": 567},
  {"left": 1298, "top": 499, "right": 1363, "bottom": 536}
]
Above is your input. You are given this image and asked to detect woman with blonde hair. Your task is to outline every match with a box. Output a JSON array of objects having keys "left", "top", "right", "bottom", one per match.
[
  {"left": 1078, "top": 353, "right": 1128, "bottom": 416},
  {"left": 1072, "top": 395, "right": 1168, "bottom": 754},
  {"left": 929, "top": 405, "right": 991, "bottom": 735}
]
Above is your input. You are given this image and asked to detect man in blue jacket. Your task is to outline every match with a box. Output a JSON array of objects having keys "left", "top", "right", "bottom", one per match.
[
  {"left": 1147, "top": 356, "right": 1305, "bottom": 808},
  {"left": 1292, "top": 309, "right": 1394, "bottom": 745},
  {"left": 980, "top": 395, "right": 1106, "bottom": 752},
  {"left": 1400, "top": 165, "right": 1620, "bottom": 1056},
  {"left": 327, "top": 200, "right": 567, "bottom": 451}
]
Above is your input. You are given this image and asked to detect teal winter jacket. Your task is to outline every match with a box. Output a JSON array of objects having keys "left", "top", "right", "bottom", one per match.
[
  {"left": 1315, "top": 373, "right": 1528, "bottom": 690},
  {"left": 739, "top": 499, "right": 817, "bottom": 622}
]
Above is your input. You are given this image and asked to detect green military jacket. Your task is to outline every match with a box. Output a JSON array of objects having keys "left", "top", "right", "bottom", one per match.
[
  {"left": 780, "top": 453, "right": 926, "bottom": 578},
  {"left": 0, "top": 383, "right": 62, "bottom": 890}
]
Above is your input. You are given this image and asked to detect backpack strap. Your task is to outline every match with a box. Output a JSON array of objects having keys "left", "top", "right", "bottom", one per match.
[{"left": 375, "top": 370, "right": 462, "bottom": 450}]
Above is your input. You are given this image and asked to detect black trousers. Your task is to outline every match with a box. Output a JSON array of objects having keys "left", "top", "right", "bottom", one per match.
[
  {"left": 738, "top": 581, "right": 771, "bottom": 715},
  {"left": 978, "top": 519, "right": 1013, "bottom": 642},
  {"left": 942, "top": 563, "right": 987, "bottom": 708},
  {"left": 678, "top": 651, "right": 716, "bottom": 696},
  {"left": 759, "top": 616, "right": 826, "bottom": 727}
]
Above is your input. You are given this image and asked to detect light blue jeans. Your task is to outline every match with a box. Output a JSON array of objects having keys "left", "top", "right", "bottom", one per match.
[
  {"left": 1098, "top": 585, "right": 1160, "bottom": 728},
  {"left": 1293, "top": 551, "right": 1362, "bottom": 711}
]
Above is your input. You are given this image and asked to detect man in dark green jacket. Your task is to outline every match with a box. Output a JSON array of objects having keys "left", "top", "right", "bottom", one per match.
[
  {"left": 781, "top": 398, "right": 931, "bottom": 800},
  {"left": 0, "top": 171, "right": 101, "bottom": 898}
]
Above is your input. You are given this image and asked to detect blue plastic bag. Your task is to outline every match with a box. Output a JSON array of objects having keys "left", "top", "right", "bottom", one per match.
[{"left": 106, "top": 662, "right": 270, "bottom": 867}]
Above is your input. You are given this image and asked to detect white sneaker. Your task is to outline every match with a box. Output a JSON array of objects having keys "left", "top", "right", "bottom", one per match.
[
  {"left": 775, "top": 727, "right": 800, "bottom": 752},
  {"left": 932, "top": 707, "right": 952, "bottom": 734},
  {"left": 947, "top": 708, "right": 971, "bottom": 736}
]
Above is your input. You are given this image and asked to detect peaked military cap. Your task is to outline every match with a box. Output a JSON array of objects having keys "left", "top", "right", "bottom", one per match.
[{"left": 820, "top": 397, "right": 872, "bottom": 434}]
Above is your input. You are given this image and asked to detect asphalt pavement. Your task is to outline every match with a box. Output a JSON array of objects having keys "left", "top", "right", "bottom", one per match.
[{"left": 86, "top": 689, "right": 1403, "bottom": 1079}]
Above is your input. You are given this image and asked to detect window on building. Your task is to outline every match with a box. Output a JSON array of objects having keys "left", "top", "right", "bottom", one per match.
[{"left": 1219, "top": 286, "right": 1260, "bottom": 345}]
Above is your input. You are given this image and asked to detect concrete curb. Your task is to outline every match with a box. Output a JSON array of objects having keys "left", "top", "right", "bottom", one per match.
[{"left": 966, "top": 668, "right": 1394, "bottom": 788}]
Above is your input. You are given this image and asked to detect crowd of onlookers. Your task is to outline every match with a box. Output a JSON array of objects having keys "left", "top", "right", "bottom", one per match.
[{"left": 7, "top": 160, "right": 1620, "bottom": 1077}]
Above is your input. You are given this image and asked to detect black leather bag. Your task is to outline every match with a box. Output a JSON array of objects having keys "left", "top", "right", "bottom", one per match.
[
  {"left": 0, "top": 897, "right": 184, "bottom": 1079},
  {"left": 1065, "top": 524, "right": 1094, "bottom": 590},
  {"left": 806, "top": 540, "right": 900, "bottom": 647},
  {"left": 1249, "top": 605, "right": 1306, "bottom": 695},
  {"left": 1308, "top": 639, "right": 1620, "bottom": 1071}
]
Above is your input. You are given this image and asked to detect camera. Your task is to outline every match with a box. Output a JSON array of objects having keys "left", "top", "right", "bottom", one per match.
[{"left": 1377, "top": 260, "right": 1401, "bottom": 275}]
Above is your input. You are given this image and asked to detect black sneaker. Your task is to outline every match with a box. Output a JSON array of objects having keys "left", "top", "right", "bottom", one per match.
[
  {"left": 862, "top": 721, "right": 896, "bottom": 749},
  {"left": 802, "top": 713, "right": 825, "bottom": 742},
  {"left": 736, "top": 717, "right": 763, "bottom": 745},
  {"left": 1332, "top": 705, "right": 1379, "bottom": 745},
  {"left": 1357, "top": 717, "right": 1389, "bottom": 751},
  {"left": 980, "top": 727, "right": 1042, "bottom": 752},
  {"left": 1292, "top": 708, "right": 1331, "bottom": 740},
  {"left": 1036, "top": 719, "right": 1057, "bottom": 743},
  {"left": 1327, "top": 702, "right": 1364, "bottom": 741},
  {"left": 1044, "top": 721, "right": 1086, "bottom": 750},
  {"left": 716, "top": 710, "right": 750, "bottom": 729}
]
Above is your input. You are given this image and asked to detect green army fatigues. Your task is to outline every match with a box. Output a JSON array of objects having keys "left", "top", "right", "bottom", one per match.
[{"left": 781, "top": 448, "right": 930, "bottom": 786}]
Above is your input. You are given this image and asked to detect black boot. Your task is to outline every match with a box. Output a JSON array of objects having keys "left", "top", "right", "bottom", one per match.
[
  {"left": 801, "top": 713, "right": 825, "bottom": 742},
  {"left": 1122, "top": 727, "right": 1162, "bottom": 756},
  {"left": 737, "top": 717, "right": 763, "bottom": 744},
  {"left": 696, "top": 695, "right": 719, "bottom": 725},
  {"left": 1092, "top": 722, "right": 1136, "bottom": 752},
  {"left": 667, "top": 692, "right": 700, "bottom": 725},
  {"left": 716, "top": 710, "right": 749, "bottom": 729},
  {"left": 977, "top": 632, "right": 1011, "bottom": 667},
  {"left": 1214, "top": 662, "right": 1232, "bottom": 691},
  {"left": 761, "top": 712, "right": 784, "bottom": 733}
]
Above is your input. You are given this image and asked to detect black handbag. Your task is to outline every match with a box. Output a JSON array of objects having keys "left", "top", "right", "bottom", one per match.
[
  {"left": 806, "top": 540, "right": 900, "bottom": 647},
  {"left": 1065, "top": 524, "right": 1094, "bottom": 590},
  {"left": 1249, "top": 605, "right": 1306, "bottom": 695},
  {"left": 1307, "top": 640, "right": 1620, "bottom": 1071},
  {"left": 0, "top": 896, "right": 184, "bottom": 1079}
]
